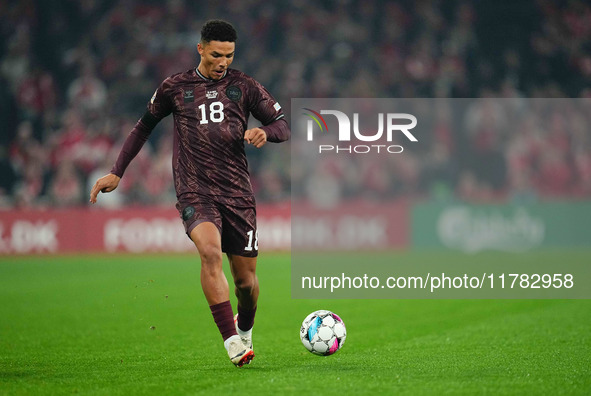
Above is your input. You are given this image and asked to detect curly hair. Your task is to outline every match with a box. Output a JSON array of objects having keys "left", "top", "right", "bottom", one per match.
[{"left": 200, "top": 20, "right": 237, "bottom": 44}]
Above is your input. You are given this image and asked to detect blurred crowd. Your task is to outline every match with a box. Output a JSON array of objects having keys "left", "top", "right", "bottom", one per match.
[{"left": 1, "top": 0, "right": 591, "bottom": 208}]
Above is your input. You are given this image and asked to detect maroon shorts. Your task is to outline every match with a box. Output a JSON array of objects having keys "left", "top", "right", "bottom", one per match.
[{"left": 176, "top": 193, "right": 258, "bottom": 257}]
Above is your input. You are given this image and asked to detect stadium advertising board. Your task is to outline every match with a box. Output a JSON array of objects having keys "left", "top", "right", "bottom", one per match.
[
  {"left": 412, "top": 202, "right": 591, "bottom": 252},
  {"left": 0, "top": 205, "right": 290, "bottom": 254},
  {"left": 0, "top": 202, "right": 406, "bottom": 254},
  {"left": 292, "top": 200, "right": 408, "bottom": 250}
]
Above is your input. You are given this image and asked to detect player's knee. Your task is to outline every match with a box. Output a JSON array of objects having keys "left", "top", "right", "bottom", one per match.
[
  {"left": 234, "top": 274, "right": 257, "bottom": 294},
  {"left": 199, "top": 244, "right": 223, "bottom": 268}
]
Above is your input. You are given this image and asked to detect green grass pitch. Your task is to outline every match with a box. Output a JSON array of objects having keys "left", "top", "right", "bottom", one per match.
[{"left": 0, "top": 252, "right": 589, "bottom": 395}]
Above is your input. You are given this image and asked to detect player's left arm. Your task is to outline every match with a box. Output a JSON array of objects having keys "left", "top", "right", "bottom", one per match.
[
  {"left": 244, "top": 117, "right": 289, "bottom": 148},
  {"left": 246, "top": 78, "right": 290, "bottom": 148}
]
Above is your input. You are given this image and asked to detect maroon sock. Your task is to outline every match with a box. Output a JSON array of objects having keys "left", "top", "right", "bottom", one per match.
[
  {"left": 237, "top": 305, "right": 257, "bottom": 332},
  {"left": 210, "top": 301, "right": 237, "bottom": 341}
]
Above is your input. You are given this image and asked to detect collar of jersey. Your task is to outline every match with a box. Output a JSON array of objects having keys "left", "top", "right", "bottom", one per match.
[{"left": 195, "top": 67, "right": 227, "bottom": 81}]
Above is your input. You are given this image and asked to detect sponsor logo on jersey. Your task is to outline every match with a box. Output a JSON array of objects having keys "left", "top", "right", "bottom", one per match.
[
  {"left": 206, "top": 90, "right": 218, "bottom": 99},
  {"left": 183, "top": 89, "right": 194, "bottom": 103},
  {"left": 226, "top": 85, "right": 242, "bottom": 102}
]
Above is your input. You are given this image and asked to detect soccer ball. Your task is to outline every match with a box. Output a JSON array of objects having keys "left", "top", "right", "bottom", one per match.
[{"left": 300, "top": 310, "right": 347, "bottom": 356}]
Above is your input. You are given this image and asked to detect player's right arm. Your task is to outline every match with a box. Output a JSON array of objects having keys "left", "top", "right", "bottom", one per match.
[
  {"left": 89, "top": 82, "right": 173, "bottom": 204},
  {"left": 89, "top": 173, "right": 120, "bottom": 204}
]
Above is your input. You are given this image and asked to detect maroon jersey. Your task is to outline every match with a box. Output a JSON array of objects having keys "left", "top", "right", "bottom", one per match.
[
  {"left": 111, "top": 68, "right": 289, "bottom": 203},
  {"left": 148, "top": 68, "right": 287, "bottom": 200}
]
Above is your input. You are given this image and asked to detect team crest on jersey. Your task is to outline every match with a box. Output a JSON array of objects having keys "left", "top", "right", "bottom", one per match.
[
  {"left": 226, "top": 85, "right": 242, "bottom": 102},
  {"left": 206, "top": 90, "right": 218, "bottom": 99},
  {"left": 183, "top": 89, "right": 194, "bottom": 103},
  {"left": 182, "top": 206, "right": 195, "bottom": 221}
]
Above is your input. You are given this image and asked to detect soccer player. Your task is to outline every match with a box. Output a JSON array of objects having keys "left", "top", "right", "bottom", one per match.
[{"left": 89, "top": 20, "right": 289, "bottom": 367}]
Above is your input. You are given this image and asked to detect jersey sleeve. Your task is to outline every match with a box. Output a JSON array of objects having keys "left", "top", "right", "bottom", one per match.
[
  {"left": 148, "top": 79, "right": 174, "bottom": 120},
  {"left": 247, "top": 78, "right": 285, "bottom": 125},
  {"left": 247, "top": 78, "right": 289, "bottom": 142},
  {"left": 110, "top": 80, "right": 173, "bottom": 177}
]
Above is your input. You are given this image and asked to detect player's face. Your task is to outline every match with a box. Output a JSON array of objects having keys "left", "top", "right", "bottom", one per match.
[{"left": 197, "top": 40, "right": 235, "bottom": 80}]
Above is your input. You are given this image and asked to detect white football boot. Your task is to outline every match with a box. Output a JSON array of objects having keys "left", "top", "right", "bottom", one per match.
[
  {"left": 224, "top": 335, "right": 254, "bottom": 367},
  {"left": 234, "top": 314, "right": 253, "bottom": 351}
]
